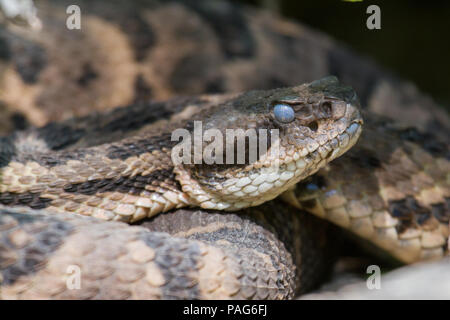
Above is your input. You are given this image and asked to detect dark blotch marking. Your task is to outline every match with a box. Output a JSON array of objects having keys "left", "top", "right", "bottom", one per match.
[
  {"left": 180, "top": 0, "right": 255, "bottom": 58},
  {"left": 432, "top": 202, "right": 449, "bottom": 223},
  {"left": 169, "top": 54, "right": 224, "bottom": 94},
  {"left": 0, "top": 191, "right": 52, "bottom": 209},
  {"left": 133, "top": 74, "right": 153, "bottom": 102},
  {"left": 100, "top": 104, "right": 174, "bottom": 137},
  {"left": 62, "top": 169, "right": 179, "bottom": 196},
  {"left": 0, "top": 208, "right": 39, "bottom": 225},
  {"left": 89, "top": 5, "right": 156, "bottom": 61},
  {"left": 116, "top": 12, "right": 156, "bottom": 61},
  {"left": 11, "top": 113, "right": 29, "bottom": 131},
  {"left": 31, "top": 149, "right": 93, "bottom": 168},
  {"left": 0, "top": 31, "right": 11, "bottom": 60},
  {"left": 399, "top": 127, "right": 449, "bottom": 158},
  {"left": 348, "top": 149, "right": 382, "bottom": 169},
  {"left": 0, "top": 29, "right": 47, "bottom": 83},
  {"left": 77, "top": 63, "right": 98, "bottom": 87},
  {"left": 140, "top": 232, "right": 201, "bottom": 299},
  {"left": 37, "top": 123, "right": 86, "bottom": 151},
  {"left": 0, "top": 136, "right": 17, "bottom": 168},
  {"left": 86, "top": 98, "right": 202, "bottom": 147},
  {"left": 389, "top": 196, "right": 433, "bottom": 233},
  {"left": 18, "top": 98, "right": 203, "bottom": 167},
  {"left": 13, "top": 38, "right": 47, "bottom": 84},
  {"left": 1, "top": 125, "right": 89, "bottom": 168},
  {"left": 204, "top": 77, "right": 225, "bottom": 94},
  {"left": 106, "top": 133, "right": 174, "bottom": 160},
  {"left": 0, "top": 209, "right": 74, "bottom": 286}
]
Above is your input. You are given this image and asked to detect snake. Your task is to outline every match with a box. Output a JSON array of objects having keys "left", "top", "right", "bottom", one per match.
[{"left": 0, "top": 0, "right": 449, "bottom": 299}]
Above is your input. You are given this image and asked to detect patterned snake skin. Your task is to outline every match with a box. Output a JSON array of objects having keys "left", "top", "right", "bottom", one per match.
[{"left": 0, "top": 0, "right": 449, "bottom": 299}]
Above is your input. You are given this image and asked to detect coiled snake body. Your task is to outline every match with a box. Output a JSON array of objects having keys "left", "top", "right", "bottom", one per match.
[{"left": 0, "top": 0, "right": 449, "bottom": 299}]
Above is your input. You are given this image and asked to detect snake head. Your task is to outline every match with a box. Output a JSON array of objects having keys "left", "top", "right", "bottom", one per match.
[{"left": 174, "top": 76, "right": 363, "bottom": 211}]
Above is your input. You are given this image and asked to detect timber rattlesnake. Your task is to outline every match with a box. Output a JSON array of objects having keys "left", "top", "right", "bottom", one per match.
[{"left": 0, "top": 0, "right": 449, "bottom": 299}]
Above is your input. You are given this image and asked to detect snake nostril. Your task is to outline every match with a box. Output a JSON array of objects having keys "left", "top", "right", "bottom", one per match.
[
  {"left": 320, "top": 101, "right": 332, "bottom": 115},
  {"left": 308, "top": 121, "right": 318, "bottom": 132}
]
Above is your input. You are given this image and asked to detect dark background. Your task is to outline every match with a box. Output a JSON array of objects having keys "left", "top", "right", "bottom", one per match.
[{"left": 237, "top": 0, "right": 450, "bottom": 111}]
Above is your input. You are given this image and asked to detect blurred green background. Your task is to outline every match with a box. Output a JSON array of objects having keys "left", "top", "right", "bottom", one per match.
[{"left": 237, "top": 0, "right": 450, "bottom": 110}]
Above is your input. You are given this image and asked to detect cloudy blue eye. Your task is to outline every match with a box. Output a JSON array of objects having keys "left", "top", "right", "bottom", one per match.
[{"left": 274, "top": 104, "right": 295, "bottom": 123}]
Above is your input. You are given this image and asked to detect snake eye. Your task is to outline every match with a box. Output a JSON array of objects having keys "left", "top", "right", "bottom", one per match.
[{"left": 273, "top": 104, "right": 295, "bottom": 123}]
